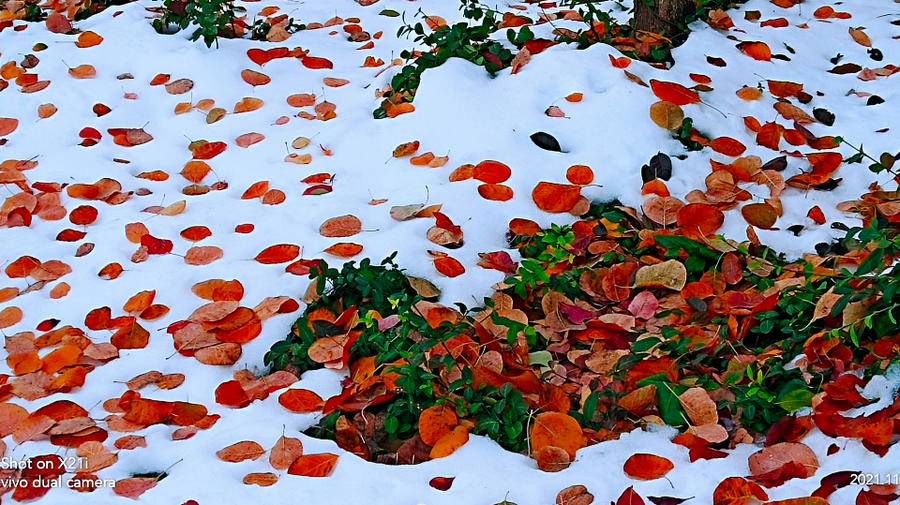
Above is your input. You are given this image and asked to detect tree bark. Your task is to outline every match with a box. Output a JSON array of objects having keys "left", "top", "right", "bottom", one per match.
[{"left": 633, "top": 0, "right": 695, "bottom": 37}]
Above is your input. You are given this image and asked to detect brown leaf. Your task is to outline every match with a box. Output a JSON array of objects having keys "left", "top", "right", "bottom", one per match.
[
  {"left": 649, "top": 101, "right": 685, "bottom": 130},
  {"left": 634, "top": 260, "right": 687, "bottom": 291}
]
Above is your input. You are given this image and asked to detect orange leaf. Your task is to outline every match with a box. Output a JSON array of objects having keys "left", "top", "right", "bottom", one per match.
[
  {"left": 325, "top": 243, "right": 363, "bottom": 258},
  {"left": 287, "top": 453, "right": 339, "bottom": 477},
  {"left": 241, "top": 69, "right": 271, "bottom": 86},
  {"left": 233, "top": 97, "right": 264, "bottom": 113},
  {"left": 767, "top": 80, "right": 803, "bottom": 98},
  {"left": 262, "top": 189, "right": 286, "bottom": 205},
  {"left": 242, "top": 181, "right": 270, "bottom": 199},
  {"left": 677, "top": 203, "right": 724, "bottom": 238},
  {"left": 192, "top": 279, "right": 245, "bottom": 301},
  {"left": 243, "top": 472, "right": 279, "bottom": 486},
  {"left": 216, "top": 440, "right": 266, "bottom": 462},
  {"left": 530, "top": 412, "right": 585, "bottom": 459},
  {"left": 113, "top": 477, "right": 157, "bottom": 499},
  {"left": 319, "top": 214, "right": 362, "bottom": 238},
  {"left": 287, "top": 93, "right": 317, "bottom": 107},
  {"left": 508, "top": 218, "right": 541, "bottom": 236},
  {"left": 195, "top": 342, "right": 242, "bottom": 365},
  {"left": 0, "top": 117, "right": 20, "bottom": 136},
  {"left": 477, "top": 183, "right": 514, "bottom": 201},
  {"left": 75, "top": 31, "right": 104, "bottom": 48},
  {"left": 713, "top": 477, "right": 769, "bottom": 505},
  {"left": 566, "top": 165, "right": 594, "bottom": 185},
  {"left": 190, "top": 141, "right": 226, "bottom": 160},
  {"left": 125, "top": 223, "right": 149, "bottom": 244},
  {"left": 235, "top": 132, "right": 265, "bottom": 148},
  {"left": 123, "top": 290, "right": 155, "bottom": 314},
  {"left": 532, "top": 182, "right": 582, "bottom": 213},
  {"left": 710, "top": 137, "right": 747, "bottom": 157},
  {"left": 0, "top": 306, "right": 23, "bottom": 329},
  {"left": 410, "top": 152, "right": 436, "bottom": 166},
  {"left": 418, "top": 405, "right": 459, "bottom": 446},
  {"left": 429, "top": 425, "right": 470, "bottom": 459},
  {"left": 737, "top": 41, "right": 772, "bottom": 61},
  {"left": 269, "top": 436, "right": 303, "bottom": 470},
  {"left": 623, "top": 453, "right": 674, "bottom": 480},
  {"left": 68, "top": 64, "right": 96, "bottom": 79},
  {"left": 736, "top": 86, "right": 763, "bottom": 101},
  {"left": 392, "top": 141, "right": 420, "bottom": 158},
  {"left": 473, "top": 160, "right": 511, "bottom": 183},
  {"left": 37, "top": 103, "right": 57, "bottom": 119},
  {"left": 323, "top": 77, "right": 350, "bottom": 87},
  {"left": 278, "top": 389, "right": 324, "bottom": 413},
  {"left": 185, "top": 246, "right": 224, "bottom": 266},
  {"left": 434, "top": 256, "right": 465, "bottom": 277}
]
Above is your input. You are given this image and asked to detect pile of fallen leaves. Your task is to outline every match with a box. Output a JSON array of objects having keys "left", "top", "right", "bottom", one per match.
[{"left": 265, "top": 179, "right": 899, "bottom": 485}]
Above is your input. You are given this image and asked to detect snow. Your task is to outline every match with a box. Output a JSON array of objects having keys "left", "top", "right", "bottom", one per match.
[{"left": 1, "top": 0, "right": 898, "bottom": 503}]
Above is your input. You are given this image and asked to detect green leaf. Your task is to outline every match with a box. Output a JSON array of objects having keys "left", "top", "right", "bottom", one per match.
[
  {"left": 775, "top": 379, "right": 813, "bottom": 412},
  {"left": 656, "top": 382, "right": 687, "bottom": 427},
  {"left": 379, "top": 9, "right": 400, "bottom": 17},
  {"left": 528, "top": 350, "right": 552, "bottom": 369}
]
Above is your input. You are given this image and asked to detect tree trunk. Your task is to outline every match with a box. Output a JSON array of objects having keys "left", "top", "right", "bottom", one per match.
[{"left": 633, "top": 0, "right": 695, "bottom": 37}]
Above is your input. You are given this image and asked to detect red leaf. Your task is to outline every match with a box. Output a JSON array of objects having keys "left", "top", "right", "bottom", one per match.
[
  {"left": 256, "top": 244, "right": 301, "bottom": 264},
  {"left": 429, "top": 476, "right": 455, "bottom": 491},
  {"left": 807, "top": 206, "right": 826, "bottom": 225},
  {"left": 623, "top": 453, "right": 674, "bottom": 480},
  {"left": 301, "top": 56, "right": 334, "bottom": 70},
  {"left": 609, "top": 54, "right": 632, "bottom": 68},
  {"left": 713, "top": 477, "right": 769, "bottom": 505},
  {"left": 710, "top": 137, "right": 747, "bottom": 157},
  {"left": 215, "top": 380, "right": 252, "bottom": 408},
  {"left": 140, "top": 234, "right": 174, "bottom": 255},
  {"left": 650, "top": 79, "right": 701, "bottom": 105},
  {"left": 616, "top": 486, "right": 646, "bottom": 505},
  {"left": 434, "top": 256, "right": 465, "bottom": 277},
  {"left": 676, "top": 203, "right": 724, "bottom": 238},
  {"left": 190, "top": 141, "right": 227, "bottom": 160}
]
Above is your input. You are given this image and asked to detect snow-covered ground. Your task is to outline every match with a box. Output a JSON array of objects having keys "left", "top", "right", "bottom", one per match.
[{"left": 1, "top": 0, "right": 897, "bottom": 503}]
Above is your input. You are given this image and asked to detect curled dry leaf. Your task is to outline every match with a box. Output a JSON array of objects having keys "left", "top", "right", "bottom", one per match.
[
  {"left": 679, "top": 387, "right": 718, "bottom": 425},
  {"left": 634, "top": 260, "right": 687, "bottom": 291},
  {"left": 556, "top": 484, "right": 594, "bottom": 505}
]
